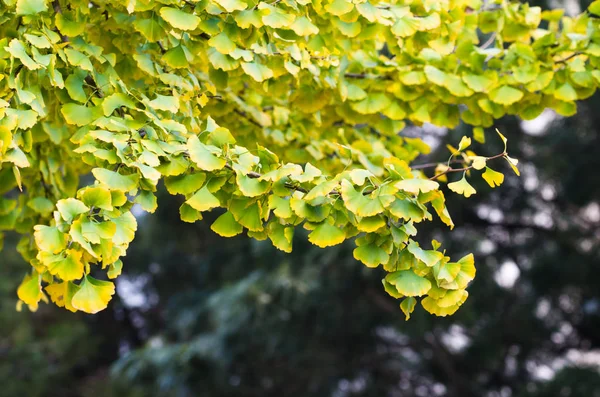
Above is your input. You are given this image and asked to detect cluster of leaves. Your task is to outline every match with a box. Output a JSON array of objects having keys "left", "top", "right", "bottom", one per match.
[{"left": 1, "top": 0, "right": 599, "bottom": 316}]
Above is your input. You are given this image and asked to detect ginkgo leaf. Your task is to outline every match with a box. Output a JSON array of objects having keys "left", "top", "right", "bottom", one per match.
[
  {"left": 489, "top": 86, "right": 524, "bottom": 105},
  {"left": 34, "top": 225, "right": 67, "bottom": 254},
  {"left": 407, "top": 241, "right": 443, "bottom": 267},
  {"left": 242, "top": 62, "right": 274, "bottom": 82},
  {"left": 308, "top": 222, "right": 345, "bottom": 248},
  {"left": 79, "top": 187, "right": 113, "bottom": 211},
  {"left": 385, "top": 270, "right": 432, "bottom": 297},
  {"left": 71, "top": 276, "right": 115, "bottom": 314},
  {"left": 400, "top": 297, "right": 417, "bottom": 320},
  {"left": 186, "top": 186, "right": 220, "bottom": 212},
  {"left": 482, "top": 167, "right": 504, "bottom": 187},
  {"left": 111, "top": 212, "right": 137, "bottom": 245},
  {"left": 102, "top": 93, "right": 136, "bottom": 116},
  {"left": 17, "top": 272, "right": 43, "bottom": 308},
  {"left": 45, "top": 250, "right": 84, "bottom": 281},
  {"left": 211, "top": 211, "right": 243, "bottom": 237},
  {"left": 395, "top": 178, "right": 439, "bottom": 195},
  {"left": 56, "top": 198, "right": 89, "bottom": 223},
  {"left": 215, "top": 0, "right": 247, "bottom": 12},
  {"left": 16, "top": 0, "right": 47, "bottom": 15},
  {"left": 458, "top": 136, "right": 471, "bottom": 151},
  {"left": 448, "top": 175, "right": 476, "bottom": 197},
  {"left": 505, "top": 155, "right": 520, "bottom": 176},
  {"left": 353, "top": 242, "right": 389, "bottom": 268},
  {"left": 187, "top": 136, "right": 226, "bottom": 171},
  {"left": 160, "top": 7, "right": 200, "bottom": 31},
  {"left": 92, "top": 168, "right": 139, "bottom": 192}
]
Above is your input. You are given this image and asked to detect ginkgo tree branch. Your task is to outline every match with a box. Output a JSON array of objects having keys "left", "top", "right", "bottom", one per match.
[
  {"left": 1, "top": 0, "right": 599, "bottom": 320},
  {"left": 429, "top": 152, "right": 508, "bottom": 181}
]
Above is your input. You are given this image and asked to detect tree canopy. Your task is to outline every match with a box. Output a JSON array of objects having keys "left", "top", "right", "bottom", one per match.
[{"left": 1, "top": 0, "right": 600, "bottom": 317}]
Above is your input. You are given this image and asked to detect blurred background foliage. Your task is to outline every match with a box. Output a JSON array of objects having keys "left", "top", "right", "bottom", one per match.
[{"left": 3, "top": 1, "right": 600, "bottom": 396}]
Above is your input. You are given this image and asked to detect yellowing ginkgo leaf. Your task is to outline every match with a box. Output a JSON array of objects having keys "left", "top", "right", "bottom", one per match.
[
  {"left": 308, "top": 222, "right": 345, "bottom": 248},
  {"left": 489, "top": 86, "right": 524, "bottom": 106},
  {"left": 160, "top": 7, "right": 200, "bottom": 31},
  {"left": 33, "top": 225, "right": 67, "bottom": 254},
  {"left": 211, "top": 211, "right": 243, "bottom": 237},
  {"left": 482, "top": 167, "right": 504, "bottom": 187},
  {"left": 395, "top": 178, "right": 439, "bottom": 195},
  {"left": 187, "top": 135, "right": 226, "bottom": 171},
  {"left": 447, "top": 175, "right": 476, "bottom": 198},
  {"left": 186, "top": 186, "right": 220, "bottom": 212},
  {"left": 505, "top": 155, "right": 520, "bottom": 176},
  {"left": 17, "top": 273, "right": 43, "bottom": 307},
  {"left": 71, "top": 275, "right": 115, "bottom": 314},
  {"left": 400, "top": 297, "right": 417, "bottom": 320}
]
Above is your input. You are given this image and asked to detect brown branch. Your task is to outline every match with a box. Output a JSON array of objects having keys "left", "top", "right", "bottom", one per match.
[
  {"left": 344, "top": 73, "right": 392, "bottom": 80},
  {"left": 234, "top": 109, "right": 263, "bottom": 128},
  {"left": 412, "top": 158, "right": 465, "bottom": 170},
  {"left": 555, "top": 52, "right": 583, "bottom": 64},
  {"left": 429, "top": 152, "right": 506, "bottom": 181}
]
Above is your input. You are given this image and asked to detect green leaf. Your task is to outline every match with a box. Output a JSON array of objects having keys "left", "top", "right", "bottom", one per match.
[
  {"left": 186, "top": 186, "right": 220, "bottom": 212},
  {"left": 33, "top": 225, "right": 67, "bottom": 254},
  {"left": 489, "top": 86, "right": 524, "bottom": 106},
  {"left": 71, "top": 276, "right": 115, "bottom": 314},
  {"left": 400, "top": 297, "right": 417, "bottom": 320},
  {"left": 92, "top": 168, "right": 139, "bottom": 192},
  {"left": 27, "top": 197, "right": 54, "bottom": 215},
  {"left": 407, "top": 241, "right": 443, "bottom": 267},
  {"left": 290, "top": 17, "right": 319, "bottom": 36},
  {"left": 133, "top": 17, "right": 164, "bottom": 42},
  {"left": 385, "top": 270, "right": 432, "bottom": 297},
  {"left": 187, "top": 136, "right": 226, "bottom": 171},
  {"left": 134, "top": 190, "right": 158, "bottom": 213},
  {"left": 242, "top": 62, "right": 274, "bottom": 82},
  {"left": 61, "top": 104, "right": 101, "bottom": 126},
  {"left": 353, "top": 242, "right": 389, "bottom": 268},
  {"left": 268, "top": 222, "right": 294, "bottom": 253},
  {"left": 148, "top": 94, "right": 179, "bottom": 113},
  {"left": 79, "top": 187, "right": 113, "bottom": 211},
  {"left": 482, "top": 167, "right": 504, "bottom": 187},
  {"left": 554, "top": 83, "right": 578, "bottom": 101},
  {"left": 6, "top": 39, "right": 40, "bottom": 70},
  {"left": 211, "top": 211, "right": 243, "bottom": 237},
  {"left": 308, "top": 222, "right": 345, "bottom": 248},
  {"left": 107, "top": 260, "right": 123, "bottom": 279},
  {"left": 111, "top": 212, "right": 137, "bottom": 245},
  {"left": 102, "top": 93, "right": 136, "bottom": 116},
  {"left": 236, "top": 174, "right": 270, "bottom": 197},
  {"left": 388, "top": 199, "right": 426, "bottom": 222},
  {"left": 162, "top": 45, "right": 192, "bottom": 69},
  {"left": 454, "top": 254, "right": 476, "bottom": 289},
  {"left": 160, "top": 7, "right": 200, "bottom": 31},
  {"left": 56, "top": 198, "right": 90, "bottom": 223},
  {"left": 448, "top": 175, "right": 476, "bottom": 198},
  {"left": 16, "top": 0, "right": 47, "bottom": 15},
  {"left": 44, "top": 250, "right": 84, "bottom": 281},
  {"left": 208, "top": 32, "right": 237, "bottom": 55},
  {"left": 165, "top": 173, "right": 206, "bottom": 195},
  {"left": 351, "top": 93, "right": 391, "bottom": 114}
]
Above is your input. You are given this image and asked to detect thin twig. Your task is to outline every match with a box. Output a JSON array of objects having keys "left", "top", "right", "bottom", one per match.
[
  {"left": 556, "top": 52, "right": 583, "bottom": 64},
  {"left": 429, "top": 152, "right": 506, "bottom": 181},
  {"left": 412, "top": 159, "right": 465, "bottom": 170}
]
